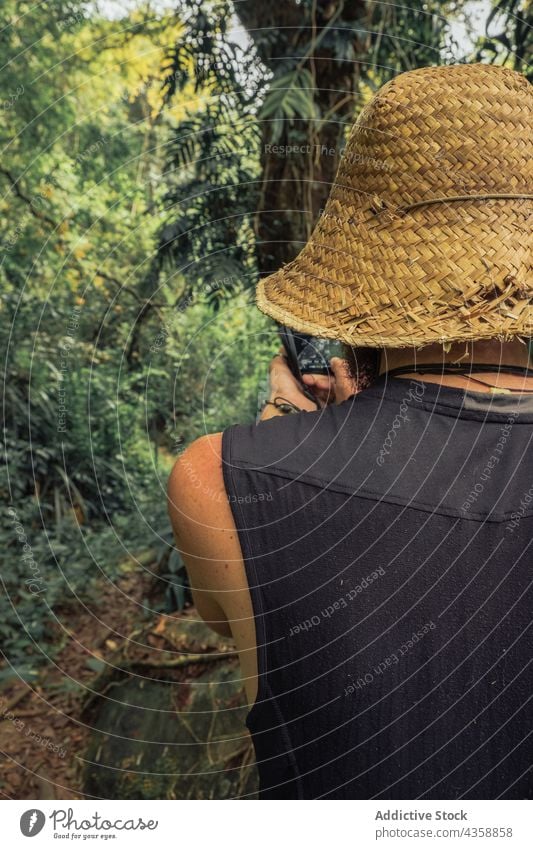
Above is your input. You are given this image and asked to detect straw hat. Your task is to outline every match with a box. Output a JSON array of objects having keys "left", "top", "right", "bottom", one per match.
[{"left": 256, "top": 64, "right": 532, "bottom": 348}]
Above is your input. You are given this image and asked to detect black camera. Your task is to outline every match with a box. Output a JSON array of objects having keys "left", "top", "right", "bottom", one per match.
[
  {"left": 278, "top": 325, "right": 380, "bottom": 403},
  {"left": 278, "top": 325, "right": 345, "bottom": 381}
]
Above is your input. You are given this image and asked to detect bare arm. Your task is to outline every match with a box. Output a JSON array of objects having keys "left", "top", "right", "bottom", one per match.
[{"left": 167, "top": 433, "right": 236, "bottom": 637}]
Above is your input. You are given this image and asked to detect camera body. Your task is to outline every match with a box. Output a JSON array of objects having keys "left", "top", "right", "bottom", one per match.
[{"left": 278, "top": 324, "right": 345, "bottom": 380}]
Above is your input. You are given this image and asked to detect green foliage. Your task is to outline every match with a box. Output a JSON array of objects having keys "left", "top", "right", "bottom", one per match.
[
  {"left": 158, "top": 1, "right": 261, "bottom": 299},
  {"left": 259, "top": 68, "right": 319, "bottom": 142},
  {"left": 145, "top": 288, "right": 277, "bottom": 446},
  {"left": 474, "top": 0, "right": 532, "bottom": 79},
  {"left": 0, "top": 2, "right": 187, "bottom": 676},
  {"left": 0, "top": 495, "right": 168, "bottom": 681},
  {"left": 4, "top": 344, "right": 154, "bottom": 517}
]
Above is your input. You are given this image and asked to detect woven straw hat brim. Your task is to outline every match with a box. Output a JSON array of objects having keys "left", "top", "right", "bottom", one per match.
[
  {"left": 257, "top": 198, "right": 532, "bottom": 347},
  {"left": 256, "top": 64, "right": 532, "bottom": 348}
]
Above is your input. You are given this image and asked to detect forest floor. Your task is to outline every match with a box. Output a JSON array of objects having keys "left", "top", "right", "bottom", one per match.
[
  {"left": 0, "top": 554, "right": 252, "bottom": 799},
  {"left": 0, "top": 561, "right": 155, "bottom": 798}
]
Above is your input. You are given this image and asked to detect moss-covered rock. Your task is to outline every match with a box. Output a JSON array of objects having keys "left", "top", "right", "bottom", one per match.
[{"left": 82, "top": 616, "right": 258, "bottom": 799}]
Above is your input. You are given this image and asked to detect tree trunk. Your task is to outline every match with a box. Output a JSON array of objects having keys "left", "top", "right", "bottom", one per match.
[{"left": 236, "top": 0, "right": 367, "bottom": 273}]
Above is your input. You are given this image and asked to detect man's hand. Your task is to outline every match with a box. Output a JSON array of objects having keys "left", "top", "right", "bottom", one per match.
[
  {"left": 302, "top": 357, "right": 358, "bottom": 405},
  {"left": 260, "top": 353, "right": 357, "bottom": 421},
  {"left": 260, "top": 354, "right": 318, "bottom": 420}
]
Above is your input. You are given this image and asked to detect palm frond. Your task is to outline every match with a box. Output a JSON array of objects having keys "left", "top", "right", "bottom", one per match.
[{"left": 259, "top": 68, "right": 319, "bottom": 142}]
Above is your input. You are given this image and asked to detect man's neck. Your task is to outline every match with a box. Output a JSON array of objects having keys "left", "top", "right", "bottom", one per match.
[{"left": 379, "top": 339, "right": 533, "bottom": 393}]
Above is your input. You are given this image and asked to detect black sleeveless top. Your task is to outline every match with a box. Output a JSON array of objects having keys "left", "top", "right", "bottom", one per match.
[{"left": 221, "top": 375, "right": 533, "bottom": 800}]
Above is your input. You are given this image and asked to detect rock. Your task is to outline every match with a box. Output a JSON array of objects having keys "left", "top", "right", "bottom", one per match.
[{"left": 81, "top": 617, "right": 258, "bottom": 799}]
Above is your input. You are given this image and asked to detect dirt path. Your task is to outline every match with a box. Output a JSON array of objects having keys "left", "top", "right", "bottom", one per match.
[
  {"left": 0, "top": 560, "right": 175, "bottom": 798},
  {"left": 1, "top": 526, "right": 257, "bottom": 800}
]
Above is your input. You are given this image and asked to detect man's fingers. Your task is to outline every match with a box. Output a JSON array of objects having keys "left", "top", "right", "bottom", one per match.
[
  {"left": 269, "top": 353, "right": 290, "bottom": 374},
  {"left": 330, "top": 357, "right": 357, "bottom": 402},
  {"left": 302, "top": 373, "right": 333, "bottom": 391}
]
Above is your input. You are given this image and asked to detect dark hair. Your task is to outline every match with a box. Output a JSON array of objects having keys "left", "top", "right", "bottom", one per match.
[{"left": 342, "top": 345, "right": 381, "bottom": 391}]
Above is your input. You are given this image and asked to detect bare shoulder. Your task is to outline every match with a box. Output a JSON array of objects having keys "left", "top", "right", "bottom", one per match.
[
  {"left": 167, "top": 432, "right": 224, "bottom": 510},
  {"left": 166, "top": 433, "right": 242, "bottom": 593}
]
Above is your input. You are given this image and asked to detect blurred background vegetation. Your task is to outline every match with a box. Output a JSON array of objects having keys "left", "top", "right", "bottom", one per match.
[{"left": 0, "top": 0, "right": 531, "bottom": 798}]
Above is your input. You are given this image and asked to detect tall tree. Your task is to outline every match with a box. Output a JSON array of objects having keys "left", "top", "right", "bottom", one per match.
[{"left": 160, "top": 0, "right": 456, "bottom": 283}]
